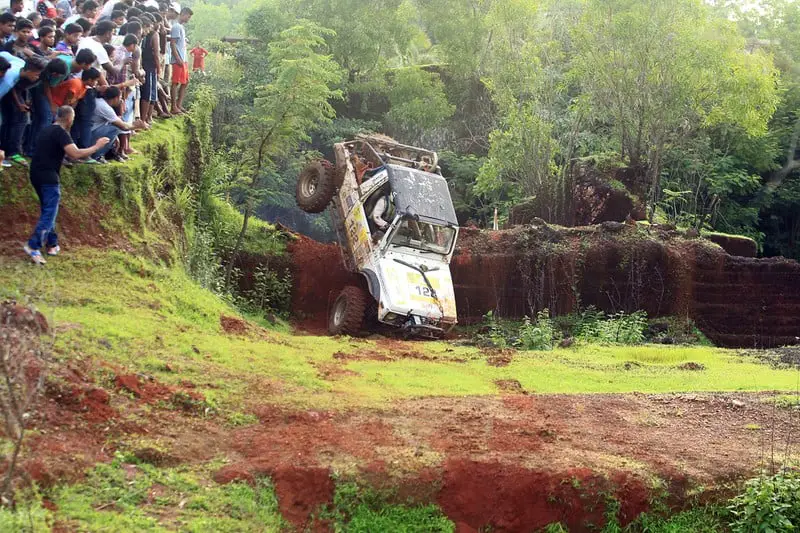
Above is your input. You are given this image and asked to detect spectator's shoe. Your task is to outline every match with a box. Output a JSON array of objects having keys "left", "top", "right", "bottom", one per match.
[
  {"left": 62, "top": 158, "right": 74, "bottom": 167},
  {"left": 95, "top": 157, "right": 109, "bottom": 165},
  {"left": 46, "top": 245, "right": 60, "bottom": 256},
  {"left": 9, "top": 154, "right": 29, "bottom": 167},
  {"left": 1, "top": 160, "right": 13, "bottom": 168},
  {"left": 79, "top": 158, "right": 99, "bottom": 165},
  {"left": 23, "top": 245, "right": 46, "bottom": 265}
]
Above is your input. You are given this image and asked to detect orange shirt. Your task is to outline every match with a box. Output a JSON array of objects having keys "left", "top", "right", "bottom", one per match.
[
  {"left": 190, "top": 47, "right": 208, "bottom": 70},
  {"left": 51, "top": 78, "right": 87, "bottom": 107}
]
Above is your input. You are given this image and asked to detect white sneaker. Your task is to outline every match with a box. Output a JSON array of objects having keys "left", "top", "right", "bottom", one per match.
[
  {"left": 1, "top": 160, "right": 11, "bottom": 168},
  {"left": 23, "top": 245, "right": 46, "bottom": 265},
  {"left": 46, "top": 245, "right": 60, "bottom": 256}
]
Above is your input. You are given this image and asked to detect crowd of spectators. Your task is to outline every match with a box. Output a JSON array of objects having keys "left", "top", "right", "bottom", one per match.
[
  {"left": 2, "top": 0, "right": 196, "bottom": 264},
  {"left": 0, "top": 0, "right": 193, "bottom": 168}
]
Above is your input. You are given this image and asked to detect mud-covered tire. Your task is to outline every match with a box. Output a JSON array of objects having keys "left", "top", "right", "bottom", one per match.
[
  {"left": 296, "top": 160, "right": 335, "bottom": 214},
  {"left": 329, "top": 286, "right": 368, "bottom": 336}
]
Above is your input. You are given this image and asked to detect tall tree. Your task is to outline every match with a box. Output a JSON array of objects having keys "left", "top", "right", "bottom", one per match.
[
  {"left": 224, "top": 23, "right": 342, "bottom": 288},
  {"left": 572, "top": 0, "right": 779, "bottom": 219}
]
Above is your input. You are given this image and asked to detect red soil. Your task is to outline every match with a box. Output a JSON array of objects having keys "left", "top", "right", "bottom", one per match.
[
  {"left": 288, "top": 235, "right": 361, "bottom": 331},
  {"left": 0, "top": 169, "right": 122, "bottom": 252},
  {"left": 220, "top": 315, "right": 249, "bottom": 335},
  {"left": 273, "top": 467, "right": 334, "bottom": 531},
  {"left": 114, "top": 374, "right": 174, "bottom": 402}
]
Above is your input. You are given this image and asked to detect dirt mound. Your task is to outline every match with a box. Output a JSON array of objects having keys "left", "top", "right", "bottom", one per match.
[
  {"left": 439, "top": 461, "right": 618, "bottom": 532},
  {"left": 288, "top": 235, "right": 361, "bottom": 329},
  {"left": 220, "top": 315, "right": 249, "bottom": 335},
  {"left": 0, "top": 170, "right": 118, "bottom": 251},
  {"left": 273, "top": 467, "right": 334, "bottom": 530},
  {"left": 114, "top": 374, "right": 173, "bottom": 402},
  {"left": 705, "top": 233, "right": 757, "bottom": 257}
]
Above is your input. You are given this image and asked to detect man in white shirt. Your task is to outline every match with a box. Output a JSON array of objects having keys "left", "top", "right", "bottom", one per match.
[{"left": 77, "top": 20, "right": 117, "bottom": 79}]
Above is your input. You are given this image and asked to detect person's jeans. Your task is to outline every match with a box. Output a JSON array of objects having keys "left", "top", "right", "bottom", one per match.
[
  {"left": 27, "top": 183, "right": 60, "bottom": 251},
  {"left": 71, "top": 89, "right": 96, "bottom": 149},
  {"left": 24, "top": 84, "right": 53, "bottom": 156},
  {"left": 1, "top": 90, "right": 30, "bottom": 157},
  {"left": 90, "top": 124, "right": 124, "bottom": 159}
]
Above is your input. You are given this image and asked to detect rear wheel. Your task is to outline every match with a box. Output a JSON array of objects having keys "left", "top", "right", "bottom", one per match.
[
  {"left": 296, "top": 160, "right": 335, "bottom": 213},
  {"left": 329, "top": 286, "right": 368, "bottom": 336}
]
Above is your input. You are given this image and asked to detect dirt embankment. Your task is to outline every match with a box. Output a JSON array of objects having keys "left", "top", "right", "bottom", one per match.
[{"left": 289, "top": 224, "right": 800, "bottom": 348}]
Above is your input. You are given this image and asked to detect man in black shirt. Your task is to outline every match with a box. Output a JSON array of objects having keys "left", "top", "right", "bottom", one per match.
[{"left": 23, "top": 105, "right": 109, "bottom": 265}]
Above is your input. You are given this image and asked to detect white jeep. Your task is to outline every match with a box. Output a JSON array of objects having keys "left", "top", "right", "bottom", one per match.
[{"left": 295, "top": 135, "right": 459, "bottom": 338}]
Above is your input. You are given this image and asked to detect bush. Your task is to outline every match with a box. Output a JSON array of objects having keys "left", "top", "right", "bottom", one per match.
[
  {"left": 728, "top": 470, "right": 800, "bottom": 532},
  {"left": 578, "top": 310, "right": 648, "bottom": 345},
  {"left": 242, "top": 266, "right": 292, "bottom": 315},
  {"left": 516, "top": 310, "right": 557, "bottom": 351}
]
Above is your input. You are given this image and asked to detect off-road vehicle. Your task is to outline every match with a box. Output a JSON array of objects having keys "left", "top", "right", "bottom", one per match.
[{"left": 295, "top": 135, "right": 459, "bottom": 338}]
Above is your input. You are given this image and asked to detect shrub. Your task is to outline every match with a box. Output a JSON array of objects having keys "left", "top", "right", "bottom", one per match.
[
  {"left": 242, "top": 266, "right": 292, "bottom": 315},
  {"left": 728, "top": 470, "right": 800, "bottom": 532},
  {"left": 516, "top": 310, "right": 557, "bottom": 351},
  {"left": 578, "top": 310, "right": 648, "bottom": 345}
]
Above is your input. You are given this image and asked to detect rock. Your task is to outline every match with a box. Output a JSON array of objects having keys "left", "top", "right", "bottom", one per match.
[{"left": 731, "top": 400, "right": 746, "bottom": 408}]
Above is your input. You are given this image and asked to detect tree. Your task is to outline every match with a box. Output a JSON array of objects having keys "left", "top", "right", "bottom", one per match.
[
  {"left": 572, "top": 0, "right": 779, "bottom": 220},
  {"left": 385, "top": 67, "right": 454, "bottom": 142},
  {"left": 223, "top": 23, "right": 343, "bottom": 288},
  {"left": 187, "top": 1, "right": 234, "bottom": 42}
]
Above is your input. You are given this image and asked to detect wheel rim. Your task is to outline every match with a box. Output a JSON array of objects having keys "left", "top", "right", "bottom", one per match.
[
  {"left": 301, "top": 171, "right": 319, "bottom": 198},
  {"left": 333, "top": 297, "right": 347, "bottom": 327}
]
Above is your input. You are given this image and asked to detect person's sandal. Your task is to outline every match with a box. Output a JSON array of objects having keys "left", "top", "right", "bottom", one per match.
[
  {"left": 23, "top": 245, "right": 46, "bottom": 265},
  {"left": 10, "top": 154, "right": 29, "bottom": 167}
]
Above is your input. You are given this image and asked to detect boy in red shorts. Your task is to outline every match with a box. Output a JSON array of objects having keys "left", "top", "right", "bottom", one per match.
[{"left": 189, "top": 45, "right": 207, "bottom": 74}]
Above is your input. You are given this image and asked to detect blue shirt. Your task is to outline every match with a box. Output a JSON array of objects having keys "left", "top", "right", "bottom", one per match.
[
  {"left": 170, "top": 21, "right": 186, "bottom": 64},
  {"left": 0, "top": 51, "right": 24, "bottom": 99}
]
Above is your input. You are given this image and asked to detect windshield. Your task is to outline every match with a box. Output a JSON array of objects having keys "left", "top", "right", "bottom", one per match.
[{"left": 389, "top": 219, "right": 456, "bottom": 255}]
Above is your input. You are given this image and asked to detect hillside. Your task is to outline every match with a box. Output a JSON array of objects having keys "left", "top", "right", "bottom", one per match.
[{"left": 1, "top": 104, "right": 800, "bottom": 532}]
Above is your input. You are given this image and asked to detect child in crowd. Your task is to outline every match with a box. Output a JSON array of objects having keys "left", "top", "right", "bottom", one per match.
[
  {"left": 56, "top": 23, "right": 83, "bottom": 54},
  {"left": 189, "top": 44, "right": 206, "bottom": 74}
]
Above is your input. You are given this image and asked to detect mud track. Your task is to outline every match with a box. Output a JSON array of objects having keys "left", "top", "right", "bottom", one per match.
[{"left": 32, "top": 370, "right": 797, "bottom": 532}]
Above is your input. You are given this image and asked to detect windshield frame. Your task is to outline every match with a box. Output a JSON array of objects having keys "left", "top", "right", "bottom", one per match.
[{"left": 384, "top": 216, "right": 457, "bottom": 256}]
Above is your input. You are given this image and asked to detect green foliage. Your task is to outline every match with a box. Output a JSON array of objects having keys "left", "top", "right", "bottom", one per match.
[
  {"left": 186, "top": 1, "right": 234, "bottom": 43},
  {"left": 578, "top": 311, "right": 648, "bottom": 346},
  {"left": 517, "top": 310, "right": 557, "bottom": 351},
  {"left": 242, "top": 265, "right": 293, "bottom": 315},
  {"left": 0, "top": 491, "right": 51, "bottom": 532},
  {"left": 626, "top": 508, "right": 723, "bottom": 532},
  {"left": 325, "top": 482, "right": 454, "bottom": 533},
  {"left": 53, "top": 453, "right": 285, "bottom": 531},
  {"left": 386, "top": 67, "right": 454, "bottom": 141},
  {"left": 728, "top": 470, "right": 800, "bottom": 532}
]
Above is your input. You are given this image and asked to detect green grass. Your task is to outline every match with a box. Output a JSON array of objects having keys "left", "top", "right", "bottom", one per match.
[
  {"left": 2, "top": 248, "right": 799, "bottom": 411},
  {"left": 323, "top": 482, "right": 454, "bottom": 533},
  {"left": 49, "top": 453, "right": 285, "bottom": 532}
]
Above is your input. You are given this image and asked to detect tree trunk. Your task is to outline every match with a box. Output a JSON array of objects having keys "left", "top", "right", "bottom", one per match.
[
  {"left": 223, "top": 199, "right": 251, "bottom": 291},
  {"left": 764, "top": 114, "right": 800, "bottom": 194},
  {"left": 647, "top": 140, "right": 665, "bottom": 223}
]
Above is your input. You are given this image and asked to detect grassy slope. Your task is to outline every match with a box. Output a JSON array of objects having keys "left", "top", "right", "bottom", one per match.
[{"left": 1, "top": 249, "right": 797, "bottom": 416}]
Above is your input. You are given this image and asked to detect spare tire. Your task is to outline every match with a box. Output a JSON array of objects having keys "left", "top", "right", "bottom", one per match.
[
  {"left": 296, "top": 160, "right": 335, "bottom": 214},
  {"left": 329, "top": 286, "right": 368, "bottom": 336}
]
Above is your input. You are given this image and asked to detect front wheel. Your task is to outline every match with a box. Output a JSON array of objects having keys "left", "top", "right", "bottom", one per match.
[
  {"left": 296, "top": 160, "right": 335, "bottom": 214},
  {"left": 329, "top": 286, "right": 368, "bottom": 336}
]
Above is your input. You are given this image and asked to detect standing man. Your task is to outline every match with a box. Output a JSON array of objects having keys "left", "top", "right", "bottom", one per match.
[
  {"left": 23, "top": 106, "right": 109, "bottom": 264},
  {"left": 168, "top": 5, "right": 190, "bottom": 114}
]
